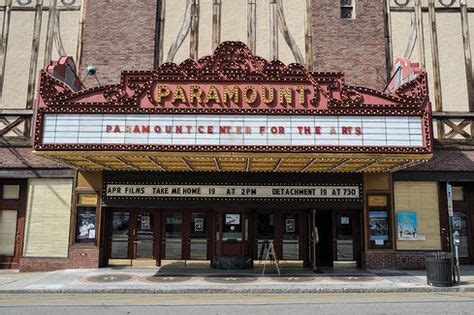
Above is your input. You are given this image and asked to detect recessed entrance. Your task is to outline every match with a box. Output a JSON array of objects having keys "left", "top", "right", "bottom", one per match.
[
  {"left": 316, "top": 210, "right": 362, "bottom": 268},
  {"left": 103, "top": 207, "right": 361, "bottom": 269}
]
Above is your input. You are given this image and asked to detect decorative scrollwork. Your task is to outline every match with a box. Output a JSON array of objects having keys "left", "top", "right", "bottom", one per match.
[
  {"left": 394, "top": 0, "right": 410, "bottom": 7},
  {"left": 211, "top": 43, "right": 258, "bottom": 80},
  {"left": 103, "top": 86, "right": 128, "bottom": 103},
  {"left": 60, "top": 0, "right": 76, "bottom": 5},
  {"left": 16, "top": 0, "right": 32, "bottom": 6},
  {"left": 438, "top": 0, "right": 456, "bottom": 7},
  {"left": 339, "top": 87, "right": 364, "bottom": 106}
]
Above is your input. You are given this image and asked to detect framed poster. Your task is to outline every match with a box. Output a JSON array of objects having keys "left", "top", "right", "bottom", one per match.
[
  {"left": 76, "top": 207, "right": 96, "bottom": 243},
  {"left": 369, "top": 210, "right": 389, "bottom": 244},
  {"left": 195, "top": 217, "right": 204, "bottom": 232},
  {"left": 225, "top": 214, "right": 240, "bottom": 225},
  {"left": 140, "top": 214, "right": 151, "bottom": 230},
  {"left": 285, "top": 219, "right": 296, "bottom": 233},
  {"left": 340, "top": 216, "right": 350, "bottom": 225},
  {"left": 397, "top": 212, "right": 418, "bottom": 240}
]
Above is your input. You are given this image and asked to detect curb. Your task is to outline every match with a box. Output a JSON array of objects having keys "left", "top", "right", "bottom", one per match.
[{"left": 1, "top": 286, "right": 474, "bottom": 294}]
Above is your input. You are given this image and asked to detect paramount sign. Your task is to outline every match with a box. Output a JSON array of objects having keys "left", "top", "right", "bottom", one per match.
[{"left": 151, "top": 83, "right": 315, "bottom": 110}]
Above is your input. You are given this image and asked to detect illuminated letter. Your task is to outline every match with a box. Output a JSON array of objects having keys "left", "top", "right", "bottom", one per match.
[
  {"left": 172, "top": 86, "right": 188, "bottom": 104},
  {"left": 189, "top": 85, "right": 203, "bottom": 106},
  {"left": 295, "top": 86, "right": 308, "bottom": 106},
  {"left": 204, "top": 85, "right": 222, "bottom": 106},
  {"left": 261, "top": 86, "right": 275, "bottom": 105},
  {"left": 279, "top": 86, "right": 293, "bottom": 107},
  {"left": 154, "top": 85, "right": 170, "bottom": 103},
  {"left": 223, "top": 86, "right": 240, "bottom": 106},
  {"left": 243, "top": 85, "right": 257, "bottom": 105}
]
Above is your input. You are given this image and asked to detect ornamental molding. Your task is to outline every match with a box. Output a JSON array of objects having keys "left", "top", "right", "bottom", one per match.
[{"left": 37, "top": 41, "right": 430, "bottom": 112}]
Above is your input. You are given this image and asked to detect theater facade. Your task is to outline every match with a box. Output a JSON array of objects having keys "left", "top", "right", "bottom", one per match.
[{"left": 31, "top": 42, "right": 432, "bottom": 270}]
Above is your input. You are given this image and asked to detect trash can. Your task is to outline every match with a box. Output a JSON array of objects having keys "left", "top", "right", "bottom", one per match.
[{"left": 425, "top": 252, "right": 454, "bottom": 287}]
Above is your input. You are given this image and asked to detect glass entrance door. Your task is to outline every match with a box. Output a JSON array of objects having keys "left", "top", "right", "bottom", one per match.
[
  {"left": 282, "top": 214, "right": 299, "bottom": 260},
  {"left": 256, "top": 213, "right": 274, "bottom": 259},
  {"left": 134, "top": 212, "right": 154, "bottom": 258},
  {"left": 109, "top": 210, "right": 156, "bottom": 261},
  {"left": 163, "top": 212, "right": 183, "bottom": 259},
  {"left": 190, "top": 213, "right": 208, "bottom": 259},
  {"left": 335, "top": 213, "right": 355, "bottom": 261},
  {"left": 111, "top": 211, "right": 130, "bottom": 259}
]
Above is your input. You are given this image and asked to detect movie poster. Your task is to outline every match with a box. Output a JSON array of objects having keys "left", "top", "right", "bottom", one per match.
[
  {"left": 76, "top": 207, "right": 96, "bottom": 243},
  {"left": 369, "top": 210, "right": 389, "bottom": 245},
  {"left": 397, "top": 212, "right": 418, "bottom": 240}
]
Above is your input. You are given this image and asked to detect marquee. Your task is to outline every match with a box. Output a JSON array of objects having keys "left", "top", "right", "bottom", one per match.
[{"left": 33, "top": 41, "right": 432, "bottom": 173}]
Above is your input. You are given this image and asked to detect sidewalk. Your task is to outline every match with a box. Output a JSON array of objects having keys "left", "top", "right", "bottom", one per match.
[{"left": 2, "top": 265, "right": 474, "bottom": 294}]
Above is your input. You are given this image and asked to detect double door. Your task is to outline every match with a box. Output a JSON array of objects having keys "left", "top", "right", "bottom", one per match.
[
  {"left": 162, "top": 211, "right": 210, "bottom": 260},
  {"left": 107, "top": 209, "right": 212, "bottom": 263},
  {"left": 252, "top": 211, "right": 305, "bottom": 261},
  {"left": 109, "top": 210, "right": 156, "bottom": 260}
]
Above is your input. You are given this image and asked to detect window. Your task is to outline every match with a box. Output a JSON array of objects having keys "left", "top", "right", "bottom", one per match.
[
  {"left": 2, "top": 185, "right": 20, "bottom": 200},
  {"left": 452, "top": 186, "right": 464, "bottom": 201},
  {"left": 23, "top": 179, "right": 73, "bottom": 257},
  {"left": 340, "top": 0, "right": 355, "bottom": 19}
]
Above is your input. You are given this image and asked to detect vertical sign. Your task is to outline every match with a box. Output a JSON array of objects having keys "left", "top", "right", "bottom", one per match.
[{"left": 447, "top": 183, "right": 453, "bottom": 217}]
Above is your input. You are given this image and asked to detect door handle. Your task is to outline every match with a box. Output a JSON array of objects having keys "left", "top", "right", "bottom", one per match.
[{"left": 16, "top": 232, "right": 20, "bottom": 242}]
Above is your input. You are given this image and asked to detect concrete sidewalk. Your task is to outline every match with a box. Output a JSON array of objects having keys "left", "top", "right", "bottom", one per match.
[{"left": 1, "top": 266, "right": 474, "bottom": 294}]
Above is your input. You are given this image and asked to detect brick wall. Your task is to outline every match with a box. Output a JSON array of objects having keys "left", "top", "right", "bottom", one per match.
[
  {"left": 362, "top": 250, "right": 438, "bottom": 270},
  {"left": 19, "top": 247, "right": 99, "bottom": 272},
  {"left": 81, "top": 0, "right": 157, "bottom": 85},
  {"left": 362, "top": 251, "right": 396, "bottom": 270},
  {"left": 311, "top": 0, "right": 387, "bottom": 90}
]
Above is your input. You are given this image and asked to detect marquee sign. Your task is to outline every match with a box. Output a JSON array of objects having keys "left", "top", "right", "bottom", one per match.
[
  {"left": 42, "top": 113, "right": 423, "bottom": 148},
  {"left": 32, "top": 41, "right": 432, "bottom": 172},
  {"left": 105, "top": 184, "right": 361, "bottom": 200}
]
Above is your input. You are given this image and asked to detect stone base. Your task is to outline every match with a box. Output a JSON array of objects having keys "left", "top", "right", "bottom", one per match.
[{"left": 212, "top": 256, "right": 253, "bottom": 269}]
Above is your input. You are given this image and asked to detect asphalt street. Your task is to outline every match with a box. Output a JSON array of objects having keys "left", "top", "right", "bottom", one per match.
[{"left": 1, "top": 292, "right": 474, "bottom": 314}]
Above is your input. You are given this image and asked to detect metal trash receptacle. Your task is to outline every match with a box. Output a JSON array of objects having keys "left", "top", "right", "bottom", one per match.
[{"left": 425, "top": 252, "right": 454, "bottom": 287}]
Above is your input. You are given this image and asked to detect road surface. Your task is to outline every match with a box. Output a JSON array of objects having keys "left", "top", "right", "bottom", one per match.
[{"left": 1, "top": 292, "right": 474, "bottom": 314}]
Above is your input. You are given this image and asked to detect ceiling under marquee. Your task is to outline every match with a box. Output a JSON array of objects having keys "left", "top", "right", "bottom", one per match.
[{"left": 37, "top": 152, "right": 427, "bottom": 173}]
